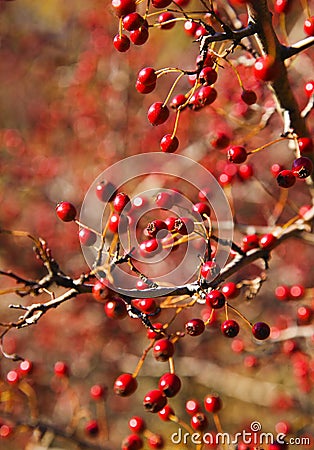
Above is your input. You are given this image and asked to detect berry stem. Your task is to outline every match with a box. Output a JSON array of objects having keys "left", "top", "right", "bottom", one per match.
[
  {"left": 168, "top": 356, "right": 175, "bottom": 374},
  {"left": 132, "top": 340, "right": 155, "bottom": 378},
  {"left": 248, "top": 136, "right": 288, "bottom": 155},
  {"left": 75, "top": 220, "right": 101, "bottom": 237},
  {"left": 204, "top": 309, "right": 215, "bottom": 326},
  {"left": 171, "top": 109, "right": 181, "bottom": 139},
  {"left": 162, "top": 72, "right": 185, "bottom": 107},
  {"left": 226, "top": 303, "right": 253, "bottom": 327},
  {"left": 18, "top": 380, "right": 39, "bottom": 420}
]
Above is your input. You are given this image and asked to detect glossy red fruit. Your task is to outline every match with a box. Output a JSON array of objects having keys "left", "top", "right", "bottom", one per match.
[
  {"left": 143, "top": 389, "right": 167, "bottom": 413},
  {"left": 152, "top": 0, "right": 172, "bottom": 7},
  {"left": 132, "top": 298, "right": 157, "bottom": 314},
  {"left": 275, "top": 285, "right": 290, "bottom": 301},
  {"left": 160, "top": 134, "right": 179, "bottom": 153},
  {"left": 113, "top": 33, "right": 131, "bottom": 52},
  {"left": 147, "top": 102, "right": 170, "bottom": 126},
  {"left": 104, "top": 297, "right": 127, "bottom": 319},
  {"left": 139, "top": 238, "right": 161, "bottom": 257},
  {"left": 108, "top": 213, "right": 129, "bottom": 234},
  {"left": 184, "top": 20, "right": 199, "bottom": 36},
  {"left": 204, "top": 394, "right": 222, "bottom": 413},
  {"left": 147, "top": 322, "right": 164, "bottom": 339},
  {"left": 197, "top": 86, "right": 217, "bottom": 106},
  {"left": 128, "top": 416, "right": 146, "bottom": 433},
  {"left": 271, "top": 163, "right": 284, "bottom": 177},
  {"left": 137, "top": 67, "right": 157, "bottom": 86},
  {"left": 238, "top": 163, "right": 254, "bottom": 180},
  {"left": 123, "top": 12, "right": 145, "bottom": 31},
  {"left": 174, "top": 217, "right": 194, "bottom": 235},
  {"left": 79, "top": 228, "right": 97, "bottom": 246},
  {"left": 199, "top": 67, "right": 217, "bottom": 86},
  {"left": 200, "top": 261, "right": 220, "bottom": 280},
  {"left": 148, "top": 433, "right": 164, "bottom": 449},
  {"left": 153, "top": 339, "right": 174, "bottom": 361},
  {"left": 56, "top": 201, "right": 76, "bottom": 222},
  {"left": 111, "top": 0, "right": 136, "bottom": 17},
  {"left": 156, "top": 191, "right": 175, "bottom": 209},
  {"left": 185, "top": 318, "right": 205, "bottom": 336},
  {"left": 146, "top": 220, "right": 168, "bottom": 239},
  {"left": 252, "top": 322, "right": 271, "bottom": 340},
  {"left": 192, "top": 202, "right": 211, "bottom": 219},
  {"left": 259, "top": 233, "right": 277, "bottom": 249},
  {"left": 114, "top": 373, "right": 138, "bottom": 396},
  {"left": 185, "top": 399, "right": 200, "bottom": 415},
  {"left": 221, "top": 319, "right": 240, "bottom": 338},
  {"left": 121, "top": 434, "right": 143, "bottom": 450},
  {"left": 241, "top": 89, "right": 257, "bottom": 105},
  {"left": 96, "top": 180, "right": 117, "bottom": 202},
  {"left": 227, "top": 145, "right": 247, "bottom": 164},
  {"left": 291, "top": 156, "right": 313, "bottom": 179},
  {"left": 7, "top": 370, "right": 20, "bottom": 384},
  {"left": 289, "top": 284, "right": 305, "bottom": 299},
  {"left": 241, "top": 234, "right": 259, "bottom": 252},
  {"left": 304, "top": 80, "right": 314, "bottom": 97},
  {"left": 211, "top": 132, "right": 230, "bottom": 149},
  {"left": 191, "top": 412, "right": 208, "bottom": 431},
  {"left": 158, "top": 11, "right": 175, "bottom": 29},
  {"left": 206, "top": 290, "right": 226, "bottom": 309},
  {"left": 54, "top": 361, "right": 69, "bottom": 377},
  {"left": 221, "top": 282, "right": 240, "bottom": 299},
  {"left": 276, "top": 170, "right": 296, "bottom": 188},
  {"left": 158, "top": 372, "right": 181, "bottom": 397},
  {"left": 170, "top": 94, "right": 186, "bottom": 109},
  {"left": 297, "top": 305, "right": 312, "bottom": 324},
  {"left": 90, "top": 384, "right": 107, "bottom": 401},
  {"left": 130, "top": 25, "right": 149, "bottom": 45},
  {"left": 158, "top": 404, "right": 175, "bottom": 421},
  {"left": 135, "top": 80, "right": 156, "bottom": 94},
  {"left": 92, "top": 280, "right": 109, "bottom": 302},
  {"left": 113, "top": 193, "right": 131, "bottom": 213},
  {"left": 298, "top": 137, "right": 313, "bottom": 154},
  {"left": 19, "top": 360, "right": 33, "bottom": 376},
  {"left": 254, "top": 55, "right": 279, "bottom": 81},
  {"left": 85, "top": 419, "right": 99, "bottom": 436},
  {"left": 274, "top": 0, "right": 290, "bottom": 14},
  {"left": 304, "top": 16, "right": 314, "bottom": 36}
]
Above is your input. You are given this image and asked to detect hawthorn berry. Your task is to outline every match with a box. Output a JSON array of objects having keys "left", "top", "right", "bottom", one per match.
[
  {"left": 85, "top": 419, "right": 99, "bottom": 436},
  {"left": 104, "top": 297, "right": 127, "bottom": 319},
  {"left": 211, "top": 132, "right": 230, "bottom": 149},
  {"left": 185, "top": 399, "right": 200, "bottom": 415},
  {"left": 221, "top": 282, "right": 240, "bottom": 299},
  {"left": 227, "top": 145, "right": 247, "bottom": 164},
  {"left": 297, "top": 305, "right": 312, "bottom": 324},
  {"left": 148, "top": 433, "right": 164, "bottom": 449},
  {"left": 113, "top": 192, "right": 131, "bottom": 213},
  {"left": 206, "top": 290, "right": 226, "bottom": 309},
  {"left": 132, "top": 298, "right": 158, "bottom": 314},
  {"left": 241, "top": 89, "right": 257, "bottom": 105},
  {"left": 199, "top": 67, "right": 217, "bottom": 86},
  {"left": 137, "top": 67, "right": 157, "bottom": 86},
  {"left": 254, "top": 55, "right": 279, "bottom": 81},
  {"left": 304, "top": 16, "right": 314, "bottom": 36},
  {"left": 221, "top": 320, "right": 240, "bottom": 338},
  {"left": 238, "top": 163, "right": 254, "bottom": 180},
  {"left": 158, "top": 11, "right": 175, "bottom": 30},
  {"left": 146, "top": 220, "right": 168, "bottom": 239},
  {"left": 160, "top": 134, "right": 179, "bottom": 153},
  {"left": 158, "top": 372, "right": 181, "bottom": 397},
  {"left": 79, "top": 228, "right": 97, "bottom": 246},
  {"left": 147, "top": 102, "right": 170, "bottom": 126},
  {"left": 197, "top": 86, "right": 217, "bottom": 106},
  {"left": 241, "top": 234, "right": 259, "bottom": 252},
  {"left": 6, "top": 370, "right": 20, "bottom": 385},
  {"left": 291, "top": 156, "right": 313, "bottom": 179},
  {"left": 200, "top": 261, "right": 220, "bottom": 280},
  {"left": 259, "top": 233, "right": 277, "bottom": 249},
  {"left": 153, "top": 339, "right": 174, "bottom": 361},
  {"left": 0, "top": 424, "right": 13, "bottom": 439},
  {"left": 139, "top": 238, "right": 162, "bottom": 257},
  {"left": 191, "top": 412, "right": 208, "bottom": 431},
  {"left": 192, "top": 202, "right": 211, "bottom": 219},
  {"left": 128, "top": 416, "right": 146, "bottom": 433},
  {"left": 122, "top": 13, "right": 145, "bottom": 31},
  {"left": 96, "top": 180, "right": 117, "bottom": 202},
  {"left": 185, "top": 318, "right": 205, "bottom": 336},
  {"left": 184, "top": 20, "right": 199, "bottom": 36},
  {"left": 19, "top": 360, "right": 33, "bottom": 376},
  {"left": 54, "top": 361, "right": 69, "bottom": 377},
  {"left": 274, "top": 0, "right": 290, "bottom": 14},
  {"left": 275, "top": 285, "right": 290, "bottom": 301},
  {"left": 56, "top": 201, "right": 76, "bottom": 222},
  {"left": 111, "top": 0, "right": 136, "bottom": 17},
  {"left": 304, "top": 80, "right": 314, "bottom": 97},
  {"left": 143, "top": 389, "right": 167, "bottom": 413},
  {"left": 289, "top": 284, "right": 305, "bottom": 299},
  {"left": 90, "top": 384, "right": 107, "bottom": 401},
  {"left": 130, "top": 26, "right": 149, "bottom": 45},
  {"left": 156, "top": 191, "right": 175, "bottom": 209},
  {"left": 252, "top": 322, "right": 271, "bottom": 340},
  {"left": 113, "top": 33, "right": 131, "bottom": 52},
  {"left": 174, "top": 217, "right": 194, "bottom": 235},
  {"left": 158, "top": 404, "right": 175, "bottom": 421},
  {"left": 271, "top": 163, "right": 284, "bottom": 177},
  {"left": 114, "top": 373, "right": 138, "bottom": 396},
  {"left": 298, "top": 137, "right": 313, "bottom": 154},
  {"left": 92, "top": 280, "right": 110, "bottom": 302},
  {"left": 152, "top": 0, "right": 172, "bottom": 7},
  {"left": 108, "top": 213, "right": 129, "bottom": 234},
  {"left": 204, "top": 394, "right": 222, "bottom": 413},
  {"left": 121, "top": 434, "right": 143, "bottom": 450},
  {"left": 276, "top": 169, "right": 296, "bottom": 188}
]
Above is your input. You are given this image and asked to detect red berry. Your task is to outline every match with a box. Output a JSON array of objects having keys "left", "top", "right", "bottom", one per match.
[
  {"left": 204, "top": 394, "right": 222, "bottom": 413},
  {"left": 19, "top": 360, "right": 33, "bottom": 376},
  {"left": 221, "top": 319, "right": 240, "bottom": 338},
  {"left": 200, "top": 261, "right": 220, "bottom": 280},
  {"left": 211, "top": 132, "right": 230, "bottom": 149},
  {"left": 252, "top": 322, "right": 271, "bottom": 340},
  {"left": 108, "top": 213, "right": 129, "bottom": 234},
  {"left": 275, "top": 285, "right": 290, "bottom": 301},
  {"left": 158, "top": 372, "right": 181, "bottom": 397},
  {"left": 192, "top": 202, "right": 211, "bottom": 219},
  {"left": 276, "top": 169, "right": 296, "bottom": 188},
  {"left": 56, "top": 201, "right": 76, "bottom": 222},
  {"left": 184, "top": 20, "right": 199, "bottom": 37},
  {"left": 158, "top": 404, "right": 175, "bottom": 421},
  {"left": 79, "top": 228, "right": 97, "bottom": 246},
  {"left": 132, "top": 298, "right": 157, "bottom": 314},
  {"left": 147, "top": 102, "right": 169, "bottom": 126},
  {"left": 130, "top": 26, "right": 149, "bottom": 45},
  {"left": 0, "top": 424, "right": 13, "bottom": 438},
  {"left": 158, "top": 11, "right": 175, "bottom": 30},
  {"left": 304, "top": 80, "right": 314, "bottom": 97},
  {"left": 96, "top": 180, "right": 117, "bottom": 202},
  {"left": 271, "top": 163, "right": 284, "bottom": 177},
  {"left": 191, "top": 412, "right": 208, "bottom": 431},
  {"left": 291, "top": 156, "right": 313, "bottom": 179},
  {"left": 227, "top": 145, "right": 247, "bottom": 164},
  {"left": 199, "top": 67, "right": 217, "bottom": 86},
  {"left": 92, "top": 280, "right": 109, "bottom": 302},
  {"left": 90, "top": 384, "right": 107, "bottom": 401},
  {"left": 147, "top": 322, "right": 164, "bottom": 339},
  {"left": 241, "top": 234, "right": 259, "bottom": 252},
  {"left": 185, "top": 399, "right": 200, "bottom": 415},
  {"left": 197, "top": 86, "right": 217, "bottom": 106},
  {"left": 274, "top": 0, "right": 290, "bottom": 14},
  {"left": 113, "top": 192, "right": 131, "bottom": 213},
  {"left": 114, "top": 373, "right": 138, "bottom": 396},
  {"left": 123, "top": 13, "right": 145, "bottom": 31},
  {"left": 160, "top": 134, "right": 179, "bottom": 153},
  {"left": 156, "top": 191, "right": 175, "bottom": 209},
  {"left": 146, "top": 220, "right": 168, "bottom": 239},
  {"left": 153, "top": 339, "right": 174, "bottom": 361},
  {"left": 298, "top": 137, "right": 313, "bottom": 154},
  {"left": 241, "top": 89, "right": 257, "bottom": 105},
  {"left": 85, "top": 419, "right": 99, "bottom": 436},
  {"left": 128, "top": 416, "right": 146, "bottom": 433},
  {"left": 254, "top": 55, "right": 279, "bottom": 82},
  {"left": 297, "top": 305, "right": 312, "bottom": 324},
  {"left": 111, "top": 0, "right": 136, "bottom": 17},
  {"left": 137, "top": 67, "right": 157, "bottom": 86},
  {"left": 7, "top": 370, "right": 20, "bottom": 384},
  {"left": 104, "top": 297, "right": 127, "bottom": 319},
  {"left": 244, "top": 355, "right": 259, "bottom": 368},
  {"left": 185, "top": 318, "right": 205, "bottom": 336},
  {"left": 139, "top": 238, "right": 162, "bottom": 257},
  {"left": 304, "top": 16, "right": 314, "bottom": 36},
  {"left": 121, "top": 434, "right": 143, "bottom": 450},
  {"left": 221, "top": 282, "right": 240, "bottom": 299},
  {"left": 289, "top": 284, "right": 305, "bottom": 299},
  {"left": 174, "top": 217, "right": 194, "bottom": 235},
  {"left": 170, "top": 94, "right": 186, "bottom": 109},
  {"left": 152, "top": 0, "right": 172, "bottom": 7},
  {"left": 259, "top": 233, "right": 277, "bottom": 249},
  {"left": 54, "top": 361, "right": 69, "bottom": 377},
  {"left": 206, "top": 290, "right": 226, "bottom": 309},
  {"left": 143, "top": 389, "right": 167, "bottom": 413},
  {"left": 238, "top": 163, "right": 254, "bottom": 180},
  {"left": 113, "top": 33, "right": 131, "bottom": 52},
  {"left": 148, "top": 434, "right": 164, "bottom": 449}
]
